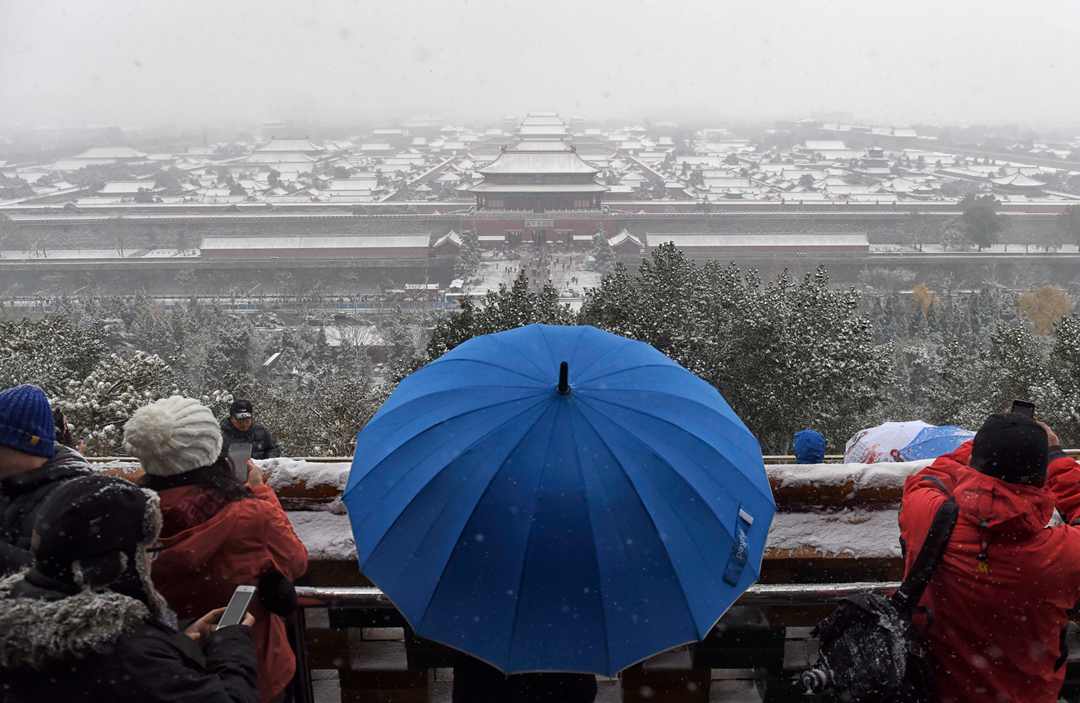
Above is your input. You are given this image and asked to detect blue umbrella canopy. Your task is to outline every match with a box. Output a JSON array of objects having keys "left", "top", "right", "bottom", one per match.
[
  {"left": 899, "top": 425, "right": 974, "bottom": 462},
  {"left": 343, "top": 324, "right": 774, "bottom": 676}
]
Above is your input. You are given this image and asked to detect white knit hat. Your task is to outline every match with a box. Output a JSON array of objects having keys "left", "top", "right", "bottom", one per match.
[{"left": 123, "top": 396, "right": 223, "bottom": 477}]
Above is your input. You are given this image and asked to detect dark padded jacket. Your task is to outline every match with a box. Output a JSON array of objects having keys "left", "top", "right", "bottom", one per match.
[
  {"left": 219, "top": 419, "right": 281, "bottom": 461},
  {"left": 0, "top": 445, "right": 91, "bottom": 575},
  {"left": 0, "top": 570, "right": 258, "bottom": 703}
]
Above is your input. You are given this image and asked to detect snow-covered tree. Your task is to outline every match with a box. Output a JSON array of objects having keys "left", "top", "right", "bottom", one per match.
[
  {"left": 0, "top": 317, "right": 107, "bottom": 394},
  {"left": 54, "top": 351, "right": 179, "bottom": 454},
  {"left": 453, "top": 230, "right": 482, "bottom": 281},
  {"left": 422, "top": 271, "right": 574, "bottom": 368},
  {"left": 249, "top": 370, "right": 386, "bottom": 456},
  {"left": 588, "top": 232, "right": 616, "bottom": 275},
  {"left": 579, "top": 245, "right": 892, "bottom": 451}
]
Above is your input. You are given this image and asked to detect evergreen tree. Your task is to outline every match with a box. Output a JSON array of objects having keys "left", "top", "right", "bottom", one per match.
[
  {"left": 453, "top": 230, "right": 482, "bottom": 280},
  {"left": 588, "top": 233, "right": 617, "bottom": 274},
  {"left": 959, "top": 194, "right": 1003, "bottom": 250}
]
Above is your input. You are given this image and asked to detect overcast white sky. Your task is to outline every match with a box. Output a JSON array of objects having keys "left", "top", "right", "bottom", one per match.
[{"left": 2, "top": 0, "right": 1078, "bottom": 129}]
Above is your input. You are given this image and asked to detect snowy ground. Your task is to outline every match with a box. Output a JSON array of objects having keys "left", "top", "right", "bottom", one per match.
[
  {"left": 469, "top": 258, "right": 524, "bottom": 295},
  {"left": 467, "top": 252, "right": 604, "bottom": 299}
]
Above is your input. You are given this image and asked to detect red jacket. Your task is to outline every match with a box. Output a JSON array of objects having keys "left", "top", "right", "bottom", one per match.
[
  {"left": 900, "top": 454, "right": 1080, "bottom": 702},
  {"left": 152, "top": 483, "right": 309, "bottom": 703}
]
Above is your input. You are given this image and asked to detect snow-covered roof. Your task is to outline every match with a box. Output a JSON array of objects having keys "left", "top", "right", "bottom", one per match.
[
  {"left": 329, "top": 178, "right": 377, "bottom": 192},
  {"left": 246, "top": 153, "right": 316, "bottom": 166},
  {"left": 992, "top": 173, "right": 1046, "bottom": 188},
  {"left": 433, "top": 230, "right": 463, "bottom": 248},
  {"left": 99, "top": 180, "right": 155, "bottom": 194},
  {"left": 201, "top": 235, "right": 430, "bottom": 250},
  {"left": 469, "top": 182, "right": 607, "bottom": 193},
  {"left": 256, "top": 139, "right": 322, "bottom": 153},
  {"left": 648, "top": 234, "right": 870, "bottom": 249},
  {"left": 73, "top": 146, "right": 147, "bottom": 160},
  {"left": 608, "top": 229, "right": 643, "bottom": 248},
  {"left": 803, "top": 140, "right": 848, "bottom": 151}
]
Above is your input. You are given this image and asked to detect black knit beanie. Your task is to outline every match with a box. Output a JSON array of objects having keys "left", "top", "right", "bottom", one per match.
[
  {"left": 32, "top": 475, "right": 158, "bottom": 588},
  {"left": 970, "top": 413, "right": 1049, "bottom": 486}
]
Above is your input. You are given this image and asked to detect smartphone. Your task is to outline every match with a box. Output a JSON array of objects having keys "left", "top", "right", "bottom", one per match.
[
  {"left": 1011, "top": 400, "right": 1036, "bottom": 418},
  {"left": 216, "top": 585, "right": 257, "bottom": 630},
  {"left": 227, "top": 442, "right": 253, "bottom": 481}
]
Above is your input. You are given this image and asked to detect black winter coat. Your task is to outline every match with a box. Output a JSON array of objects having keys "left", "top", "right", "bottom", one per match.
[
  {"left": 451, "top": 656, "right": 597, "bottom": 703},
  {"left": 0, "top": 571, "right": 258, "bottom": 703},
  {"left": 219, "top": 419, "right": 281, "bottom": 460},
  {"left": 0, "top": 445, "right": 91, "bottom": 575}
]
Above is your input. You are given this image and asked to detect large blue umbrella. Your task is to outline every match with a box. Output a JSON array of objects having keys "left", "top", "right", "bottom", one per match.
[
  {"left": 343, "top": 324, "right": 774, "bottom": 676},
  {"left": 899, "top": 424, "right": 974, "bottom": 462}
]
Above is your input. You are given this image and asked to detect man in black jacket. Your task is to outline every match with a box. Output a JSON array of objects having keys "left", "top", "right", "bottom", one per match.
[
  {"left": 0, "top": 384, "right": 90, "bottom": 575},
  {"left": 220, "top": 399, "right": 281, "bottom": 460},
  {"left": 0, "top": 475, "right": 258, "bottom": 703}
]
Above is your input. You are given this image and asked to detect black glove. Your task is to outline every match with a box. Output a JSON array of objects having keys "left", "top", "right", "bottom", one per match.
[{"left": 257, "top": 569, "right": 298, "bottom": 617}]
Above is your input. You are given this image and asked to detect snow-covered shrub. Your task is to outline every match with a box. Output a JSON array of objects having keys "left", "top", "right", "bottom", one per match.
[
  {"left": 0, "top": 317, "right": 107, "bottom": 394},
  {"left": 54, "top": 351, "right": 179, "bottom": 454}
]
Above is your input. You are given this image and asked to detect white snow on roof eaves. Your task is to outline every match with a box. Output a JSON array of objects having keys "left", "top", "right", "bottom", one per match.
[
  {"left": 649, "top": 234, "right": 870, "bottom": 247},
  {"left": 201, "top": 235, "right": 431, "bottom": 249}
]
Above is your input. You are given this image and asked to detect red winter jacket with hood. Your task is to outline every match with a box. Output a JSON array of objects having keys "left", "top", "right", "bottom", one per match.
[
  {"left": 900, "top": 450, "right": 1080, "bottom": 703},
  {"left": 152, "top": 483, "right": 308, "bottom": 703}
]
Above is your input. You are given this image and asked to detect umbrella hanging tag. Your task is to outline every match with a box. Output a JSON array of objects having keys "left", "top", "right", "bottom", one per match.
[{"left": 723, "top": 508, "right": 754, "bottom": 586}]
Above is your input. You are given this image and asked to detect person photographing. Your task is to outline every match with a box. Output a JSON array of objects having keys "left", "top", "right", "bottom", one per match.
[
  {"left": 900, "top": 411, "right": 1080, "bottom": 702},
  {"left": 220, "top": 400, "right": 280, "bottom": 461}
]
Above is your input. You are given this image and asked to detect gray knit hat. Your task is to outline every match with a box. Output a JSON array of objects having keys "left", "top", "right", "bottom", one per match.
[{"left": 122, "top": 396, "right": 223, "bottom": 477}]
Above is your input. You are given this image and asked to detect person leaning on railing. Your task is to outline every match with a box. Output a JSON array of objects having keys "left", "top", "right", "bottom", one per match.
[{"left": 123, "top": 396, "right": 308, "bottom": 703}]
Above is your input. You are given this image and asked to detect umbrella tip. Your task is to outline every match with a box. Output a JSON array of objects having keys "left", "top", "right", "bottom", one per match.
[{"left": 557, "top": 361, "right": 570, "bottom": 395}]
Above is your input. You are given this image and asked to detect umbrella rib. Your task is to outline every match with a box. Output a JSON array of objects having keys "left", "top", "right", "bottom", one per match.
[
  {"left": 345, "top": 391, "right": 546, "bottom": 498},
  {"left": 428, "top": 356, "right": 547, "bottom": 384},
  {"left": 579, "top": 392, "right": 771, "bottom": 499},
  {"left": 502, "top": 403, "right": 563, "bottom": 669},
  {"left": 571, "top": 337, "right": 638, "bottom": 382},
  {"left": 413, "top": 403, "right": 556, "bottom": 632},
  {"left": 463, "top": 332, "right": 553, "bottom": 382},
  {"left": 571, "top": 406, "right": 699, "bottom": 640},
  {"left": 353, "top": 397, "right": 550, "bottom": 545},
  {"left": 577, "top": 362, "right": 675, "bottom": 385},
  {"left": 566, "top": 414, "right": 611, "bottom": 673}
]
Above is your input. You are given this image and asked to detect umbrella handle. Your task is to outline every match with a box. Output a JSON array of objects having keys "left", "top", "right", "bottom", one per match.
[{"left": 558, "top": 361, "right": 570, "bottom": 395}]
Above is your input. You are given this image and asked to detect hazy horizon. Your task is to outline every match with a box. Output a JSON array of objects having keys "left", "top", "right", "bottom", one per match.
[{"left": 3, "top": 0, "right": 1080, "bottom": 131}]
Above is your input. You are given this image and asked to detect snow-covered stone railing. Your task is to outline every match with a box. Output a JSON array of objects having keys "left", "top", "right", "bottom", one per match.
[{"left": 95, "top": 456, "right": 939, "bottom": 582}]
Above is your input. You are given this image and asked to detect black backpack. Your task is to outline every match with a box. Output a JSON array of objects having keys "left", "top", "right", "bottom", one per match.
[{"left": 799, "top": 486, "right": 958, "bottom": 702}]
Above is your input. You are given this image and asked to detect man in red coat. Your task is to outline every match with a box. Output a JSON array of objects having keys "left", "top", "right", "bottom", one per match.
[{"left": 900, "top": 413, "right": 1080, "bottom": 703}]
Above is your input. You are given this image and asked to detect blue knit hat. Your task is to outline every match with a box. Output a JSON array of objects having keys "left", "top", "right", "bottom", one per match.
[
  {"left": 0, "top": 384, "right": 57, "bottom": 459},
  {"left": 793, "top": 429, "right": 827, "bottom": 464}
]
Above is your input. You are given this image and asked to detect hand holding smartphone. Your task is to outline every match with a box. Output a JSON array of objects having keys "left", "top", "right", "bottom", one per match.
[{"left": 216, "top": 585, "right": 257, "bottom": 630}]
